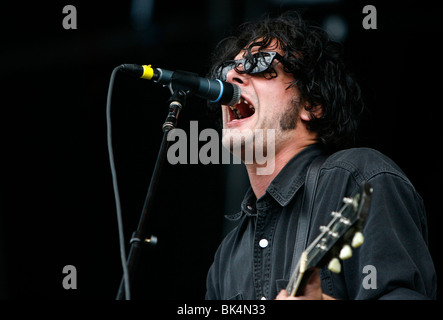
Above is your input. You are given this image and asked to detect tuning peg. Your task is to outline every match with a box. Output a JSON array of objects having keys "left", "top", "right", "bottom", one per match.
[
  {"left": 342, "top": 197, "right": 353, "bottom": 204},
  {"left": 351, "top": 231, "right": 364, "bottom": 248},
  {"left": 328, "top": 257, "right": 341, "bottom": 274},
  {"left": 339, "top": 244, "right": 353, "bottom": 260}
]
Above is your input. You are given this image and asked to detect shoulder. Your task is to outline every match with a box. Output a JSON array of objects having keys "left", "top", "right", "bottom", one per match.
[{"left": 322, "top": 147, "right": 410, "bottom": 184}]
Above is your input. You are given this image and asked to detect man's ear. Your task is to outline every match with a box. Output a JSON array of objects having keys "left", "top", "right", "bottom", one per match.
[{"left": 300, "top": 104, "right": 323, "bottom": 122}]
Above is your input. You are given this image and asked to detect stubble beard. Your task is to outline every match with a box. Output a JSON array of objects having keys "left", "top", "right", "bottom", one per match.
[{"left": 222, "top": 98, "right": 301, "bottom": 163}]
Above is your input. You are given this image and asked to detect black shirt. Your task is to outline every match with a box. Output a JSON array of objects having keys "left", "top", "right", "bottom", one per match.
[{"left": 205, "top": 144, "right": 437, "bottom": 300}]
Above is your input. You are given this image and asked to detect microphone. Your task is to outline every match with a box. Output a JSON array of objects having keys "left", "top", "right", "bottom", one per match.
[{"left": 120, "top": 64, "right": 241, "bottom": 106}]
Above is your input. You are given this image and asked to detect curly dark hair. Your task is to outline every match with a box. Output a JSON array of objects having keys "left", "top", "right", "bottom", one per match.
[{"left": 207, "top": 11, "right": 364, "bottom": 151}]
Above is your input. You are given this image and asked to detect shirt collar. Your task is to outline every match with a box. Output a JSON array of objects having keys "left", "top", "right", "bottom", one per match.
[
  {"left": 226, "top": 143, "right": 326, "bottom": 221},
  {"left": 266, "top": 143, "right": 326, "bottom": 206}
]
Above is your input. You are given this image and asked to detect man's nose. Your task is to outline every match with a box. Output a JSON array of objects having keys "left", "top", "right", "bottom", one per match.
[{"left": 226, "top": 65, "right": 249, "bottom": 86}]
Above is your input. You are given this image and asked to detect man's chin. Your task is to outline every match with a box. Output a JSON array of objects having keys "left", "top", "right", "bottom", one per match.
[{"left": 222, "top": 132, "right": 254, "bottom": 161}]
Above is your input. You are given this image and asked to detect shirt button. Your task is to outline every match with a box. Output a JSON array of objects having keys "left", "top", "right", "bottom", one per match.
[
  {"left": 259, "top": 239, "right": 268, "bottom": 248},
  {"left": 261, "top": 296, "right": 267, "bottom": 300}
]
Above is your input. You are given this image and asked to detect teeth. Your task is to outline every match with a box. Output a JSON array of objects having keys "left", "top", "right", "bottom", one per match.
[
  {"left": 242, "top": 98, "right": 255, "bottom": 111},
  {"left": 229, "top": 105, "right": 242, "bottom": 119},
  {"left": 228, "top": 98, "right": 255, "bottom": 121}
]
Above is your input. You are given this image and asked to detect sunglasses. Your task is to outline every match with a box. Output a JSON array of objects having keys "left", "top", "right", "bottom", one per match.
[{"left": 214, "top": 51, "right": 285, "bottom": 81}]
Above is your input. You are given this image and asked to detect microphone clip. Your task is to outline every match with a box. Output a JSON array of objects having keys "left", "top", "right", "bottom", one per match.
[{"left": 162, "top": 89, "right": 187, "bottom": 133}]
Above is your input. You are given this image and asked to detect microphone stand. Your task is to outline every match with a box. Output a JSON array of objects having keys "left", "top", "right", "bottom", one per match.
[{"left": 116, "top": 89, "right": 187, "bottom": 300}]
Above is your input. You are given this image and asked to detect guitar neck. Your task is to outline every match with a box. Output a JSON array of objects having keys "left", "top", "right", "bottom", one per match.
[
  {"left": 286, "top": 237, "right": 334, "bottom": 296},
  {"left": 285, "top": 181, "right": 373, "bottom": 297}
]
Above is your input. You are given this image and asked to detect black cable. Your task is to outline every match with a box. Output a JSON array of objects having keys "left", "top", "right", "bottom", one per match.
[{"left": 106, "top": 65, "right": 130, "bottom": 300}]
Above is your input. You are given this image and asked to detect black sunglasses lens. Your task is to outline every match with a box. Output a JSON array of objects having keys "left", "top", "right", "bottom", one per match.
[
  {"left": 217, "top": 52, "right": 278, "bottom": 80},
  {"left": 216, "top": 62, "right": 235, "bottom": 81}
]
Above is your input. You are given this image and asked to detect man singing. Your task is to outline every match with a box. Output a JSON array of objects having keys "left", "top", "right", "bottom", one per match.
[{"left": 205, "top": 12, "right": 436, "bottom": 300}]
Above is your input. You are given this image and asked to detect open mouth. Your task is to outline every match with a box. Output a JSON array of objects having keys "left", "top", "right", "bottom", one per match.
[{"left": 228, "top": 97, "right": 255, "bottom": 122}]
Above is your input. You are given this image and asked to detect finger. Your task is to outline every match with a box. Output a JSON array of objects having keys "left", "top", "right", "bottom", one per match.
[
  {"left": 307, "top": 268, "right": 321, "bottom": 289},
  {"left": 300, "top": 268, "right": 322, "bottom": 300},
  {"left": 275, "top": 289, "right": 298, "bottom": 300}
]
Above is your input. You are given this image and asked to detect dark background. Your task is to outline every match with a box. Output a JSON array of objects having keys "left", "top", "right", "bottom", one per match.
[{"left": 0, "top": 0, "right": 441, "bottom": 300}]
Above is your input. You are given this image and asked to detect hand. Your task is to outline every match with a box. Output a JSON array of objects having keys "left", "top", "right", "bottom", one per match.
[{"left": 275, "top": 269, "right": 336, "bottom": 300}]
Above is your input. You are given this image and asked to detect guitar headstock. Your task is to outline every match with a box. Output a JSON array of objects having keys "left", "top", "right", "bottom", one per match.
[{"left": 287, "top": 181, "right": 373, "bottom": 296}]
